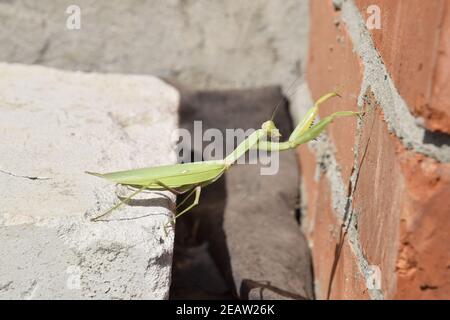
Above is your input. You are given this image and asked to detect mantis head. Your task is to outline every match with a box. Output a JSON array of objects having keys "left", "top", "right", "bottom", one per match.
[{"left": 262, "top": 120, "right": 281, "bottom": 139}]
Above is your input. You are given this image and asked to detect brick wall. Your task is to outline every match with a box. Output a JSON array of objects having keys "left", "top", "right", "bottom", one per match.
[{"left": 295, "top": 0, "right": 450, "bottom": 299}]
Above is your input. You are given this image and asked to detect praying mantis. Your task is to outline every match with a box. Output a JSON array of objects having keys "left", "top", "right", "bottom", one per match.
[{"left": 86, "top": 91, "right": 361, "bottom": 231}]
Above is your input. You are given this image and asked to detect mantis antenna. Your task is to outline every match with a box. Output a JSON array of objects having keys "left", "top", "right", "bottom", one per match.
[{"left": 270, "top": 76, "right": 301, "bottom": 121}]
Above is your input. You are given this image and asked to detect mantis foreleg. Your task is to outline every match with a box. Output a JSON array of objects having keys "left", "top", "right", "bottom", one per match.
[
  {"left": 289, "top": 91, "right": 340, "bottom": 141},
  {"left": 256, "top": 110, "right": 362, "bottom": 151}
]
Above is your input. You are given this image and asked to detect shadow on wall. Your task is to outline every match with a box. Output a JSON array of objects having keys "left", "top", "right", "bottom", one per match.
[{"left": 240, "top": 279, "right": 308, "bottom": 300}]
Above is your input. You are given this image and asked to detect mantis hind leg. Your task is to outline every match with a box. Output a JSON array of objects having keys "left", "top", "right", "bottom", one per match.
[
  {"left": 91, "top": 184, "right": 150, "bottom": 221},
  {"left": 155, "top": 180, "right": 193, "bottom": 195},
  {"left": 175, "top": 185, "right": 200, "bottom": 210},
  {"left": 164, "top": 186, "right": 202, "bottom": 234}
]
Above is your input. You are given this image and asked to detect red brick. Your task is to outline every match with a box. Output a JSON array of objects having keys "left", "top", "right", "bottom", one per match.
[
  {"left": 297, "top": 142, "right": 370, "bottom": 299},
  {"left": 307, "top": 0, "right": 363, "bottom": 182},
  {"left": 353, "top": 90, "right": 450, "bottom": 299},
  {"left": 430, "top": 2, "right": 450, "bottom": 134},
  {"left": 297, "top": 144, "right": 319, "bottom": 241},
  {"left": 355, "top": 0, "right": 450, "bottom": 134},
  {"left": 352, "top": 95, "right": 404, "bottom": 298},
  {"left": 310, "top": 176, "right": 370, "bottom": 300},
  {"left": 396, "top": 154, "right": 450, "bottom": 299},
  {"left": 304, "top": 0, "right": 450, "bottom": 300}
]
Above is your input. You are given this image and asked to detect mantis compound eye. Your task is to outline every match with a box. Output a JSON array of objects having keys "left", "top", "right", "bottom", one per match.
[{"left": 262, "top": 120, "right": 282, "bottom": 139}]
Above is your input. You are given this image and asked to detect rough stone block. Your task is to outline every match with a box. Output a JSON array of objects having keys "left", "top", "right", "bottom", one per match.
[
  {"left": 0, "top": 63, "right": 179, "bottom": 299},
  {"left": 0, "top": 0, "right": 308, "bottom": 91}
]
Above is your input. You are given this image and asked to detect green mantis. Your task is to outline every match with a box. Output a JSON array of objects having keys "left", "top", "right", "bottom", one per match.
[{"left": 86, "top": 91, "right": 361, "bottom": 231}]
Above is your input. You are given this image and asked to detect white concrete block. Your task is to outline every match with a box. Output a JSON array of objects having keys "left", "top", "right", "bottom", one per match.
[{"left": 0, "top": 63, "right": 179, "bottom": 299}]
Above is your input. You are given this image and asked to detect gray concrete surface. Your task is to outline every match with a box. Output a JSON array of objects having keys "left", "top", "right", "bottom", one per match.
[
  {"left": 0, "top": 0, "right": 309, "bottom": 91},
  {"left": 0, "top": 63, "right": 179, "bottom": 299}
]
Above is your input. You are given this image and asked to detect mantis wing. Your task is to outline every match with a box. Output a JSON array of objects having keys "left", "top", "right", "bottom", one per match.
[{"left": 86, "top": 161, "right": 226, "bottom": 188}]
